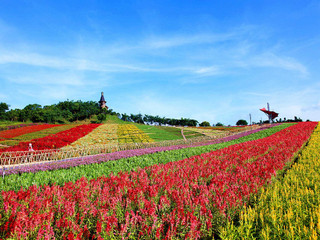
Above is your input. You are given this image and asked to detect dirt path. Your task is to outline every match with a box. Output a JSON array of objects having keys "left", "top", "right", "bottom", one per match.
[{"left": 180, "top": 128, "right": 187, "bottom": 141}]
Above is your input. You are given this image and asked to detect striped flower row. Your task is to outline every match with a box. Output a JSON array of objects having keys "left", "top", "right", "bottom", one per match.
[
  {"left": 220, "top": 122, "right": 320, "bottom": 239},
  {"left": 0, "top": 122, "right": 316, "bottom": 239}
]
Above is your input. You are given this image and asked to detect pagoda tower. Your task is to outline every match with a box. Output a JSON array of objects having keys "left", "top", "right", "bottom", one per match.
[{"left": 99, "top": 92, "right": 108, "bottom": 109}]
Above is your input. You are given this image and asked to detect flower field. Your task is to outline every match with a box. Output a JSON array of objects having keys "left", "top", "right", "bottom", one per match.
[
  {"left": 118, "top": 124, "right": 154, "bottom": 143},
  {"left": 0, "top": 124, "right": 101, "bottom": 152},
  {"left": 0, "top": 124, "right": 59, "bottom": 141},
  {"left": 0, "top": 122, "right": 316, "bottom": 239},
  {"left": 0, "top": 122, "right": 44, "bottom": 132},
  {"left": 63, "top": 124, "right": 118, "bottom": 149},
  {"left": 0, "top": 124, "right": 81, "bottom": 149},
  {"left": 0, "top": 122, "right": 286, "bottom": 185},
  {"left": 0, "top": 122, "right": 252, "bottom": 152},
  {"left": 220, "top": 122, "right": 320, "bottom": 239},
  {"left": 184, "top": 125, "right": 262, "bottom": 138}
]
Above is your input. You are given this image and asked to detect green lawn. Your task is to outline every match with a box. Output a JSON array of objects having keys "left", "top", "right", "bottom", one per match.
[
  {"left": 134, "top": 124, "right": 183, "bottom": 141},
  {"left": 157, "top": 126, "right": 204, "bottom": 139}
]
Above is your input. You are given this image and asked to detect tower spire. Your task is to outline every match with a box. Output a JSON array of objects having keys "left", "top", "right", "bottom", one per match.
[{"left": 99, "top": 92, "right": 108, "bottom": 109}]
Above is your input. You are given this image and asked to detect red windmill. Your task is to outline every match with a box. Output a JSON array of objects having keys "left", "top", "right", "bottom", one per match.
[{"left": 260, "top": 103, "right": 278, "bottom": 123}]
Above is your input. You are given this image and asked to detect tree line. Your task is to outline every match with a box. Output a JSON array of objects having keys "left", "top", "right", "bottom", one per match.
[
  {"left": 118, "top": 113, "right": 199, "bottom": 126},
  {"left": 1, "top": 101, "right": 304, "bottom": 126},
  {"left": 0, "top": 101, "right": 199, "bottom": 126},
  {"left": 0, "top": 101, "right": 115, "bottom": 123}
]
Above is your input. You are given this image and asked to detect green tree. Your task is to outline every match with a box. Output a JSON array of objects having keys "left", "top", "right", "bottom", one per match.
[
  {"left": 236, "top": 119, "right": 248, "bottom": 126},
  {"left": 5, "top": 109, "right": 20, "bottom": 121},
  {"left": 121, "top": 113, "right": 130, "bottom": 122},
  {"left": 199, "top": 121, "right": 210, "bottom": 127},
  {"left": 31, "top": 108, "right": 45, "bottom": 122},
  {"left": 97, "top": 113, "right": 107, "bottom": 122},
  {"left": 0, "top": 102, "right": 9, "bottom": 120},
  {"left": 20, "top": 104, "right": 42, "bottom": 122},
  {"left": 216, "top": 122, "right": 224, "bottom": 126}
]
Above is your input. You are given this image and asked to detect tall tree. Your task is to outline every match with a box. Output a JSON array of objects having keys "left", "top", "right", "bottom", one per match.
[
  {"left": 200, "top": 121, "right": 210, "bottom": 127},
  {"left": 236, "top": 119, "right": 248, "bottom": 126},
  {"left": 0, "top": 102, "right": 9, "bottom": 120}
]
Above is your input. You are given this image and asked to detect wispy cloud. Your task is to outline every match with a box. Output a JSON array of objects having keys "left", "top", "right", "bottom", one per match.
[
  {"left": 250, "top": 53, "right": 308, "bottom": 76},
  {"left": 0, "top": 51, "right": 155, "bottom": 73},
  {"left": 243, "top": 92, "right": 272, "bottom": 97},
  {"left": 0, "top": 22, "right": 309, "bottom": 79},
  {"left": 143, "top": 32, "right": 236, "bottom": 49},
  {"left": 302, "top": 102, "right": 320, "bottom": 112},
  {"left": 193, "top": 65, "right": 221, "bottom": 76},
  {"left": 4, "top": 70, "right": 86, "bottom": 86}
]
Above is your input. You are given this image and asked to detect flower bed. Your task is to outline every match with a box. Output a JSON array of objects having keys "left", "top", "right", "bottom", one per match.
[
  {"left": 0, "top": 123, "right": 286, "bottom": 179},
  {"left": 0, "top": 124, "right": 80, "bottom": 148},
  {"left": 0, "top": 123, "right": 41, "bottom": 132},
  {"left": 220, "top": 122, "right": 320, "bottom": 239},
  {"left": 0, "top": 122, "right": 315, "bottom": 239},
  {"left": 0, "top": 124, "right": 60, "bottom": 141},
  {"left": 0, "top": 124, "right": 101, "bottom": 152},
  {"left": 63, "top": 124, "right": 118, "bottom": 149},
  {"left": 118, "top": 124, "right": 154, "bottom": 143}
]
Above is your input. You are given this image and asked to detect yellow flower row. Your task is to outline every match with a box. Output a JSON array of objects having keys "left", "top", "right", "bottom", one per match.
[
  {"left": 220, "top": 122, "right": 320, "bottom": 239},
  {"left": 181, "top": 127, "right": 226, "bottom": 138},
  {"left": 117, "top": 124, "right": 154, "bottom": 144},
  {"left": 63, "top": 124, "right": 118, "bottom": 149}
]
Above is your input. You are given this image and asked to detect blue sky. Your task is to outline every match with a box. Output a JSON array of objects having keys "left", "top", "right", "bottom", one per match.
[{"left": 0, "top": 0, "right": 319, "bottom": 125}]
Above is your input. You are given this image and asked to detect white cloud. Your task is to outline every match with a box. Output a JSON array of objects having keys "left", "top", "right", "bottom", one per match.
[
  {"left": 302, "top": 102, "right": 320, "bottom": 112},
  {"left": 0, "top": 23, "right": 309, "bottom": 79},
  {"left": 249, "top": 53, "right": 308, "bottom": 76},
  {"left": 243, "top": 92, "right": 271, "bottom": 97},
  {"left": 5, "top": 71, "right": 85, "bottom": 86},
  {"left": 143, "top": 32, "right": 236, "bottom": 49},
  {"left": 0, "top": 51, "right": 155, "bottom": 73},
  {"left": 193, "top": 65, "right": 221, "bottom": 76},
  {"left": 126, "top": 93, "right": 191, "bottom": 119}
]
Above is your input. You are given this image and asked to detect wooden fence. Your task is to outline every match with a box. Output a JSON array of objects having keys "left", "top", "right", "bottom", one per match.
[
  {"left": 1, "top": 134, "right": 230, "bottom": 168},
  {"left": 1, "top": 124, "right": 269, "bottom": 169}
]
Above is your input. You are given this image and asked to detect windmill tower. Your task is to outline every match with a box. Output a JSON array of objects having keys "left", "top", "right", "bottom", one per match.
[
  {"left": 99, "top": 92, "right": 108, "bottom": 109},
  {"left": 260, "top": 103, "right": 278, "bottom": 123}
]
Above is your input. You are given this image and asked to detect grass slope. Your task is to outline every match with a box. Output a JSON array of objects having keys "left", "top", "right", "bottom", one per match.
[{"left": 134, "top": 124, "right": 183, "bottom": 141}]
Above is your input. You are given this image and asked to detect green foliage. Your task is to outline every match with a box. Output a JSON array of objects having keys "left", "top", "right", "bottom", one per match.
[
  {"left": 2, "top": 100, "right": 101, "bottom": 123},
  {"left": 200, "top": 121, "right": 211, "bottom": 127},
  {"left": 236, "top": 119, "right": 248, "bottom": 126},
  {"left": 0, "top": 102, "right": 9, "bottom": 120},
  {"left": 121, "top": 113, "right": 199, "bottom": 126},
  {"left": 4, "top": 109, "right": 20, "bottom": 121},
  {"left": 216, "top": 122, "right": 224, "bottom": 126},
  {"left": 97, "top": 113, "right": 107, "bottom": 122},
  {"left": 0, "top": 123, "right": 294, "bottom": 192}
]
